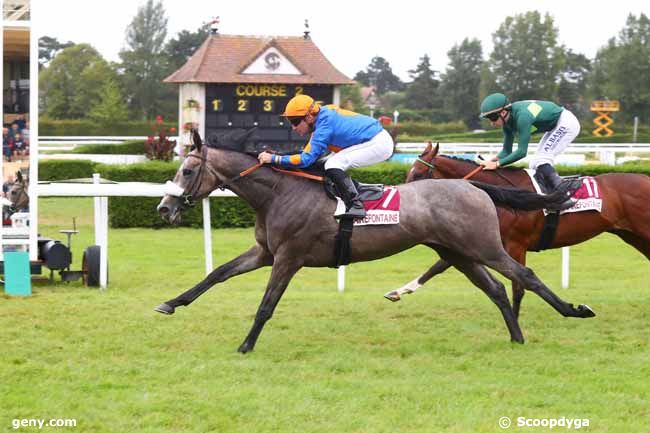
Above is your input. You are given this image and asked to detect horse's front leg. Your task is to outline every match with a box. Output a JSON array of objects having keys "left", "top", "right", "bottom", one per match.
[
  {"left": 155, "top": 244, "right": 273, "bottom": 314},
  {"left": 238, "top": 255, "right": 302, "bottom": 354},
  {"left": 384, "top": 259, "right": 452, "bottom": 302}
]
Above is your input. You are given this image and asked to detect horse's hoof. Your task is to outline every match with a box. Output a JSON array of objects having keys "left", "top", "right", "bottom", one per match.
[
  {"left": 237, "top": 343, "right": 253, "bottom": 354},
  {"left": 154, "top": 303, "right": 175, "bottom": 315},
  {"left": 577, "top": 304, "right": 596, "bottom": 318},
  {"left": 384, "top": 291, "right": 401, "bottom": 302},
  {"left": 511, "top": 337, "right": 525, "bottom": 344}
]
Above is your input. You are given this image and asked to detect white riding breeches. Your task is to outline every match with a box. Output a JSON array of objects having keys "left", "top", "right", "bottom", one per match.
[
  {"left": 529, "top": 109, "right": 580, "bottom": 169},
  {"left": 324, "top": 129, "right": 394, "bottom": 171}
]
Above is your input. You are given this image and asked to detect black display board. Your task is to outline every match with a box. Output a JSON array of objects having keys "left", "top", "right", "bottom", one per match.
[{"left": 204, "top": 84, "right": 334, "bottom": 152}]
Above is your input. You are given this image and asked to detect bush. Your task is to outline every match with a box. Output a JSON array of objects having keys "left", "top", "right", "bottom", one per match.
[
  {"left": 40, "top": 118, "right": 177, "bottom": 136},
  {"left": 397, "top": 120, "right": 468, "bottom": 138},
  {"left": 37, "top": 159, "right": 649, "bottom": 229},
  {"left": 39, "top": 160, "right": 98, "bottom": 181},
  {"left": 72, "top": 140, "right": 146, "bottom": 155}
]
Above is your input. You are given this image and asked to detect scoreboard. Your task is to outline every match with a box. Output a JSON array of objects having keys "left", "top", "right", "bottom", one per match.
[{"left": 204, "top": 83, "right": 334, "bottom": 152}]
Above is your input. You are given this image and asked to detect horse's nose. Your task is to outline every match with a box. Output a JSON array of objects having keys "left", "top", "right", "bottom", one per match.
[{"left": 157, "top": 203, "right": 170, "bottom": 217}]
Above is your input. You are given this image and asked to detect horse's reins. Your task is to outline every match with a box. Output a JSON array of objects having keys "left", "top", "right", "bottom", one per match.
[
  {"left": 180, "top": 147, "right": 249, "bottom": 207},
  {"left": 180, "top": 149, "right": 325, "bottom": 207},
  {"left": 270, "top": 167, "right": 323, "bottom": 182},
  {"left": 418, "top": 157, "right": 483, "bottom": 180},
  {"left": 463, "top": 165, "right": 484, "bottom": 180},
  {"left": 417, "top": 156, "right": 516, "bottom": 186}
]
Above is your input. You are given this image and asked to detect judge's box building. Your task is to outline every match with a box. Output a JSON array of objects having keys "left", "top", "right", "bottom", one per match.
[{"left": 165, "top": 27, "right": 353, "bottom": 153}]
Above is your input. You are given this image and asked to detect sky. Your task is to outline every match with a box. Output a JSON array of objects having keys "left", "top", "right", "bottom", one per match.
[{"left": 33, "top": 0, "right": 648, "bottom": 81}]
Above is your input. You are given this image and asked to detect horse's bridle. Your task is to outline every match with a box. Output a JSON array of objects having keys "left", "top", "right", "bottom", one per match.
[
  {"left": 179, "top": 147, "right": 263, "bottom": 208},
  {"left": 8, "top": 182, "right": 28, "bottom": 212},
  {"left": 179, "top": 147, "right": 222, "bottom": 207},
  {"left": 415, "top": 157, "right": 436, "bottom": 179},
  {"left": 416, "top": 156, "right": 517, "bottom": 185}
]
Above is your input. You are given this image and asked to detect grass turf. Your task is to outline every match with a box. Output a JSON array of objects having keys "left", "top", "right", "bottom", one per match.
[{"left": 1, "top": 197, "right": 648, "bottom": 432}]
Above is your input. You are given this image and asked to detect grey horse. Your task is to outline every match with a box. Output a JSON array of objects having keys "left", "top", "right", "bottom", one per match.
[
  {"left": 155, "top": 131, "right": 594, "bottom": 353},
  {"left": 5, "top": 171, "right": 29, "bottom": 213}
]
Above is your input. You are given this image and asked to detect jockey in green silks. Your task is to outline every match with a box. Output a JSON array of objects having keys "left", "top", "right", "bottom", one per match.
[{"left": 478, "top": 92, "right": 581, "bottom": 192}]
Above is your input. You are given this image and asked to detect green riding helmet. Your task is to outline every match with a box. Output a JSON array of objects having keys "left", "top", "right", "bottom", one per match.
[{"left": 479, "top": 93, "right": 511, "bottom": 118}]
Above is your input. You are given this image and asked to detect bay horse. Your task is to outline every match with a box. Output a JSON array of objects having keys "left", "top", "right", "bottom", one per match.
[
  {"left": 386, "top": 142, "right": 650, "bottom": 317},
  {"left": 155, "top": 130, "right": 595, "bottom": 353}
]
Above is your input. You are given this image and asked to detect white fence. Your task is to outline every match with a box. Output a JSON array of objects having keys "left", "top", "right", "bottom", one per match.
[
  {"left": 396, "top": 142, "right": 650, "bottom": 165},
  {"left": 28, "top": 177, "right": 237, "bottom": 289},
  {"left": 38, "top": 137, "right": 650, "bottom": 166},
  {"left": 39, "top": 136, "right": 181, "bottom": 152}
]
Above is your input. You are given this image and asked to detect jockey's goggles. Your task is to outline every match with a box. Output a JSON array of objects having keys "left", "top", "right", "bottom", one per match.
[
  {"left": 485, "top": 112, "right": 501, "bottom": 121},
  {"left": 287, "top": 116, "right": 305, "bottom": 127}
]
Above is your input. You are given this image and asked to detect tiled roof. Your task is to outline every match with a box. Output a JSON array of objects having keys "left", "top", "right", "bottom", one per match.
[{"left": 164, "top": 34, "right": 354, "bottom": 85}]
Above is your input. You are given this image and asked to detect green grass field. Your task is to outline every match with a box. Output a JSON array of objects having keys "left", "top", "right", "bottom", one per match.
[{"left": 1, "top": 198, "right": 648, "bottom": 432}]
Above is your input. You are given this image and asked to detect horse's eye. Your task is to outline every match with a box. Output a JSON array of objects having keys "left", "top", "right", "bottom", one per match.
[{"left": 182, "top": 168, "right": 193, "bottom": 176}]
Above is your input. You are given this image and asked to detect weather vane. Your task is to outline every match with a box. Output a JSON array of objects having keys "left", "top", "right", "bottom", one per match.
[
  {"left": 210, "top": 16, "right": 220, "bottom": 35},
  {"left": 303, "top": 19, "right": 310, "bottom": 39}
]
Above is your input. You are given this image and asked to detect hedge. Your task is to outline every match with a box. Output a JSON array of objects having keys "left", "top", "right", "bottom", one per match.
[
  {"left": 72, "top": 140, "right": 146, "bottom": 155},
  {"left": 40, "top": 118, "right": 177, "bottom": 136},
  {"left": 37, "top": 159, "right": 650, "bottom": 229}
]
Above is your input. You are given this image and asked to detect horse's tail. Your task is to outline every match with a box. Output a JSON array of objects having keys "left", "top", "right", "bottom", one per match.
[{"left": 470, "top": 181, "right": 574, "bottom": 211}]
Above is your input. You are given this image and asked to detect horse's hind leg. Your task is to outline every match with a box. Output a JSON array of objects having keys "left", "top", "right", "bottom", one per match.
[
  {"left": 485, "top": 254, "right": 596, "bottom": 319},
  {"left": 155, "top": 244, "right": 273, "bottom": 314},
  {"left": 447, "top": 258, "right": 524, "bottom": 343},
  {"left": 384, "top": 259, "right": 452, "bottom": 302},
  {"left": 611, "top": 230, "right": 650, "bottom": 260}
]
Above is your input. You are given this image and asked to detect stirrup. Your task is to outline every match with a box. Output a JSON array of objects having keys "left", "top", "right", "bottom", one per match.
[{"left": 341, "top": 202, "right": 366, "bottom": 219}]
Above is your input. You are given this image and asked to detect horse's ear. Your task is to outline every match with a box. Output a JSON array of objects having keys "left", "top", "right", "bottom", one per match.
[
  {"left": 425, "top": 141, "right": 433, "bottom": 153},
  {"left": 191, "top": 129, "right": 203, "bottom": 151},
  {"left": 432, "top": 143, "right": 440, "bottom": 157},
  {"left": 243, "top": 126, "right": 258, "bottom": 141},
  {"left": 231, "top": 127, "right": 258, "bottom": 149},
  {"left": 16, "top": 171, "right": 23, "bottom": 183}
]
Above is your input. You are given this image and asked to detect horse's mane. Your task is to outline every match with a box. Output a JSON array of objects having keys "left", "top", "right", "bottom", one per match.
[{"left": 198, "top": 127, "right": 260, "bottom": 154}]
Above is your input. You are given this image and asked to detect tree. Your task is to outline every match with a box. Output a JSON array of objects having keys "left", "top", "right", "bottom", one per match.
[
  {"left": 488, "top": 11, "right": 564, "bottom": 100},
  {"left": 339, "top": 83, "right": 369, "bottom": 114},
  {"left": 39, "top": 44, "right": 116, "bottom": 119},
  {"left": 556, "top": 49, "right": 591, "bottom": 115},
  {"left": 39, "top": 36, "right": 74, "bottom": 68},
  {"left": 440, "top": 39, "right": 484, "bottom": 128},
  {"left": 404, "top": 54, "right": 439, "bottom": 110},
  {"left": 353, "top": 56, "right": 404, "bottom": 94},
  {"left": 76, "top": 60, "right": 121, "bottom": 118},
  {"left": 589, "top": 13, "right": 650, "bottom": 121},
  {"left": 119, "top": 0, "right": 172, "bottom": 120},
  {"left": 165, "top": 24, "right": 210, "bottom": 71},
  {"left": 88, "top": 79, "right": 130, "bottom": 124}
]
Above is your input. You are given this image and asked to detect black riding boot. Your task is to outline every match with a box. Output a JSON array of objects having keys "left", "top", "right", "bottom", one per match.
[
  {"left": 535, "top": 163, "right": 564, "bottom": 190},
  {"left": 325, "top": 168, "right": 366, "bottom": 219},
  {"left": 536, "top": 163, "right": 578, "bottom": 209}
]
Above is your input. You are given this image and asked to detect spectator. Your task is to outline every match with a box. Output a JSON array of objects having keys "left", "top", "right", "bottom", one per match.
[
  {"left": 22, "top": 121, "right": 30, "bottom": 147},
  {"left": 9, "top": 123, "right": 20, "bottom": 140},
  {"left": 12, "top": 113, "right": 26, "bottom": 131},
  {"left": 3, "top": 127, "right": 14, "bottom": 162},
  {"left": 2, "top": 174, "right": 14, "bottom": 196},
  {"left": 13, "top": 133, "right": 26, "bottom": 158}
]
